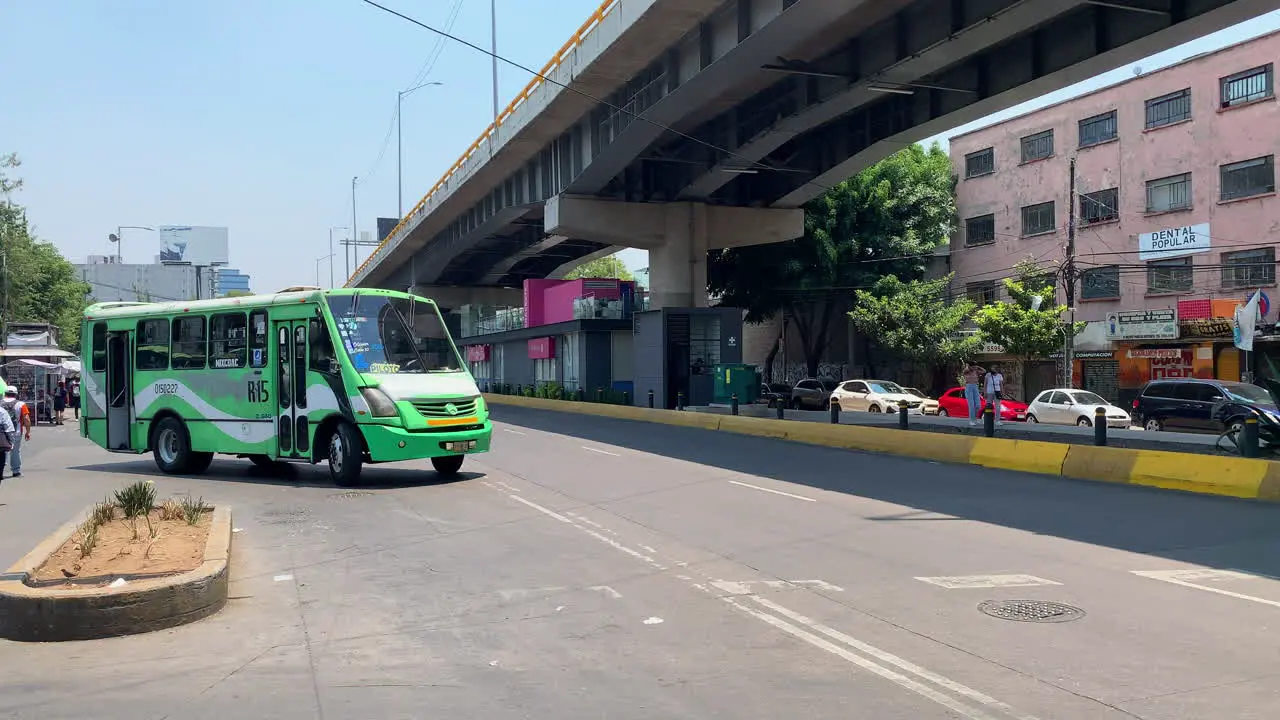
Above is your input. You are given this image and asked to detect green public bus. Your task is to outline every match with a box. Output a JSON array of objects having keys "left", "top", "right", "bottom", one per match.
[{"left": 80, "top": 287, "right": 492, "bottom": 485}]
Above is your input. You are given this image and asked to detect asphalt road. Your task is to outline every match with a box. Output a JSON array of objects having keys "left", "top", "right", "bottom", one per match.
[{"left": 1, "top": 410, "right": 1279, "bottom": 719}]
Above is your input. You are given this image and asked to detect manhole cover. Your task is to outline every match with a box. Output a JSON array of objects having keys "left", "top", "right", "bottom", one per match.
[
  {"left": 260, "top": 508, "right": 311, "bottom": 525},
  {"left": 978, "top": 600, "right": 1085, "bottom": 623},
  {"left": 329, "top": 490, "right": 374, "bottom": 500}
]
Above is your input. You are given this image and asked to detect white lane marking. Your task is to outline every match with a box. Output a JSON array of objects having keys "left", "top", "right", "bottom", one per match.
[
  {"left": 726, "top": 598, "right": 1006, "bottom": 720},
  {"left": 727, "top": 480, "right": 817, "bottom": 502},
  {"left": 643, "top": 616, "right": 664, "bottom": 625},
  {"left": 712, "top": 579, "right": 846, "bottom": 596},
  {"left": 1132, "top": 569, "right": 1280, "bottom": 609},
  {"left": 502, "top": 428, "right": 527, "bottom": 435},
  {"left": 273, "top": 574, "right": 294, "bottom": 582},
  {"left": 496, "top": 486, "right": 1030, "bottom": 719},
  {"left": 582, "top": 446, "right": 620, "bottom": 457},
  {"left": 751, "top": 596, "right": 1041, "bottom": 720},
  {"left": 497, "top": 586, "right": 566, "bottom": 601},
  {"left": 916, "top": 574, "right": 1062, "bottom": 590},
  {"left": 590, "top": 585, "right": 623, "bottom": 599}
]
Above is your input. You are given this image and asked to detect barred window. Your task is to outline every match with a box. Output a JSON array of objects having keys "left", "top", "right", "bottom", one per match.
[
  {"left": 1020, "top": 130, "right": 1054, "bottom": 163},
  {"left": 1221, "top": 64, "right": 1273, "bottom": 108},
  {"left": 1081, "top": 266, "right": 1120, "bottom": 300},
  {"left": 1222, "top": 248, "right": 1276, "bottom": 289},
  {"left": 1146, "top": 173, "right": 1191, "bottom": 212},
  {"left": 965, "top": 214, "right": 995, "bottom": 246},
  {"left": 965, "top": 148, "right": 994, "bottom": 178},
  {"left": 1145, "top": 89, "right": 1191, "bottom": 129},
  {"left": 1147, "top": 257, "right": 1193, "bottom": 294},
  {"left": 966, "top": 281, "right": 997, "bottom": 306},
  {"left": 1021, "top": 201, "right": 1055, "bottom": 235},
  {"left": 1080, "top": 188, "right": 1119, "bottom": 224},
  {"left": 1220, "top": 156, "right": 1275, "bottom": 201},
  {"left": 1078, "top": 111, "right": 1117, "bottom": 147}
]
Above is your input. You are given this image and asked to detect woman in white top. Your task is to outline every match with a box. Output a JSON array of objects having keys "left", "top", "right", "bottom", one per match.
[{"left": 984, "top": 365, "right": 1005, "bottom": 424}]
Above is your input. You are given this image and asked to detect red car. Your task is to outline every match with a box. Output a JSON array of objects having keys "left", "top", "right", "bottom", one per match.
[{"left": 936, "top": 386, "right": 1029, "bottom": 422}]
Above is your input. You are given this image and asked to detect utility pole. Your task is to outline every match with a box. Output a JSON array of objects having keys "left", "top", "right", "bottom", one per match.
[
  {"left": 491, "top": 0, "right": 500, "bottom": 125},
  {"left": 349, "top": 176, "right": 358, "bottom": 284},
  {"left": 328, "top": 227, "right": 347, "bottom": 288},
  {"left": 1063, "top": 155, "right": 1077, "bottom": 389}
]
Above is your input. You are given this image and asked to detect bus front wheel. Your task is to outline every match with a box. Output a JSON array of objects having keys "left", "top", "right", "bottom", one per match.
[
  {"left": 152, "top": 417, "right": 209, "bottom": 475},
  {"left": 328, "top": 422, "right": 364, "bottom": 487},
  {"left": 432, "top": 455, "right": 464, "bottom": 478}
]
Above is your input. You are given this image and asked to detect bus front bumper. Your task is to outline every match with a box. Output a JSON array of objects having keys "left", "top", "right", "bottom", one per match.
[{"left": 359, "top": 420, "right": 493, "bottom": 463}]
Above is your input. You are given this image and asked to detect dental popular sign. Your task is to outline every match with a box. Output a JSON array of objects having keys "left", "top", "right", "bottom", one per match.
[{"left": 1138, "top": 223, "right": 1210, "bottom": 261}]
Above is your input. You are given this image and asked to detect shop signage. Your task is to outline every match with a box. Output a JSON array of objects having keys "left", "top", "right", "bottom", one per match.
[
  {"left": 1105, "top": 309, "right": 1178, "bottom": 340},
  {"left": 1179, "top": 317, "right": 1234, "bottom": 339},
  {"left": 1127, "top": 348, "right": 1182, "bottom": 359},
  {"left": 528, "top": 337, "right": 556, "bottom": 360},
  {"left": 465, "top": 345, "right": 490, "bottom": 362},
  {"left": 1138, "top": 223, "right": 1210, "bottom": 261},
  {"left": 1049, "top": 350, "right": 1116, "bottom": 359},
  {"left": 1150, "top": 349, "right": 1194, "bottom": 379}
]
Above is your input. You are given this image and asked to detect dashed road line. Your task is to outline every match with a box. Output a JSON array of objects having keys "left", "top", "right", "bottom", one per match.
[
  {"left": 502, "top": 428, "right": 527, "bottom": 436},
  {"left": 727, "top": 480, "right": 817, "bottom": 502},
  {"left": 1132, "top": 569, "right": 1280, "bottom": 609},
  {"left": 916, "top": 575, "right": 1062, "bottom": 590},
  {"left": 582, "top": 446, "right": 620, "bottom": 457}
]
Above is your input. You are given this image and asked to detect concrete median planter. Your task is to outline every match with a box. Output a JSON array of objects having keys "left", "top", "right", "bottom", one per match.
[{"left": 0, "top": 506, "right": 232, "bottom": 642}]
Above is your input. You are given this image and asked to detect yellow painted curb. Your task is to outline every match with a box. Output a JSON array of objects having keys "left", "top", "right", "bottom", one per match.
[{"left": 485, "top": 394, "right": 1276, "bottom": 501}]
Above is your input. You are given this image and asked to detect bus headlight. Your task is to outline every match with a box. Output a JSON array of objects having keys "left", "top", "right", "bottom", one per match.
[{"left": 360, "top": 387, "right": 399, "bottom": 417}]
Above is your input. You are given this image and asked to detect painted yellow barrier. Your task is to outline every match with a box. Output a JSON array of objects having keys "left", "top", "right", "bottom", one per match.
[{"left": 484, "top": 394, "right": 1276, "bottom": 501}]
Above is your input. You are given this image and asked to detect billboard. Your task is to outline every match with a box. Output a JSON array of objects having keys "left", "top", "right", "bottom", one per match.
[
  {"left": 158, "top": 226, "right": 229, "bottom": 265},
  {"left": 377, "top": 217, "right": 399, "bottom": 243}
]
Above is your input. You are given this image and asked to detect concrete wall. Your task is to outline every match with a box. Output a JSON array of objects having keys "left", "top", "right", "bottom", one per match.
[
  {"left": 79, "top": 263, "right": 215, "bottom": 302},
  {"left": 951, "top": 30, "right": 1280, "bottom": 324},
  {"left": 632, "top": 312, "right": 665, "bottom": 407}
]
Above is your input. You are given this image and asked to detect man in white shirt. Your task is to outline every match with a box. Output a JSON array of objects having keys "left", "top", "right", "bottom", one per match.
[{"left": 984, "top": 365, "right": 1005, "bottom": 425}]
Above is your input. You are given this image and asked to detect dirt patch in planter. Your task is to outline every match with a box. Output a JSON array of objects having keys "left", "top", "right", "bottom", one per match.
[{"left": 31, "top": 508, "right": 212, "bottom": 587}]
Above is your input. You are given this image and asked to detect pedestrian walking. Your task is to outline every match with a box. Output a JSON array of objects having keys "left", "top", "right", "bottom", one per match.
[
  {"left": 985, "top": 364, "right": 1006, "bottom": 425},
  {"left": 2, "top": 387, "right": 30, "bottom": 477},
  {"left": 961, "top": 361, "right": 986, "bottom": 426},
  {"left": 0, "top": 395, "right": 16, "bottom": 483},
  {"left": 52, "top": 380, "right": 68, "bottom": 426},
  {"left": 69, "top": 375, "right": 81, "bottom": 420}
]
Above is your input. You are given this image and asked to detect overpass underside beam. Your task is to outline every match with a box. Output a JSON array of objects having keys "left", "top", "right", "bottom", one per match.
[{"left": 545, "top": 195, "right": 803, "bottom": 308}]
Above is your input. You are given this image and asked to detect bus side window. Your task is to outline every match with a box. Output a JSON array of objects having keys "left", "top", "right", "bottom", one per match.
[
  {"left": 249, "top": 310, "right": 268, "bottom": 368},
  {"left": 171, "top": 317, "right": 207, "bottom": 370},
  {"left": 136, "top": 319, "right": 170, "bottom": 370},
  {"left": 309, "top": 318, "right": 337, "bottom": 374},
  {"left": 210, "top": 313, "right": 247, "bottom": 369},
  {"left": 91, "top": 322, "right": 108, "bottom": 372}
]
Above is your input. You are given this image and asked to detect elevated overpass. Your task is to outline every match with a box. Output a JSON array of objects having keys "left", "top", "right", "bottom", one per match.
[{"left": 351, "top": 0, "right": 1275, "bottom": 310}]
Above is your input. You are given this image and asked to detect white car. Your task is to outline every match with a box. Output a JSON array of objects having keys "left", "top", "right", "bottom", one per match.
[
  {"left": 1027, "top": 389, "right": 1131, "bottom": 428},
  {"left": 830, "top": 380, "right": 924, "bottom": 413}
]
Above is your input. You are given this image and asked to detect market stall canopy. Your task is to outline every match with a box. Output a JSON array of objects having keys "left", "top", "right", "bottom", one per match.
[
  {"left": 0, "top": 347, "right": 76, "bottom": 360},
  {"left": 2, "top": 358, "right": 64, "bottom": 369}
]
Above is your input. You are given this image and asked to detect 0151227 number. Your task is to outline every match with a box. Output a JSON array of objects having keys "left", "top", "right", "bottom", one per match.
[{"left": 154, "top": 382, "right": 179, "bottom": 395}]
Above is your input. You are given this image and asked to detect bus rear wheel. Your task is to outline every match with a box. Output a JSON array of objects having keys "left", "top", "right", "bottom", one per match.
[
  {"left": 432, "top": 455, "right": 464, "bottom": 478},
  {"left": 328, "top": 422, "right": 364, "bottom": 487},
  {"left": 152, "top": 417, "right": 209, "bottom": 475}
]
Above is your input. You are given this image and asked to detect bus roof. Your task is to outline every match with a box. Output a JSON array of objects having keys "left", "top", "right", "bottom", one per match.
[{"left": 84, "top": 287, "right": 433, "bottom": 320}]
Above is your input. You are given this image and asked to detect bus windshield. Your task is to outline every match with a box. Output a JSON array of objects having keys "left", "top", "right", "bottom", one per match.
[{"left": 327, "top": 294, "right": 465, "bottom": 374}]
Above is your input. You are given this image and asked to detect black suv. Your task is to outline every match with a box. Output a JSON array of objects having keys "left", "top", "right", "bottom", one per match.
[{"left": 1133, "top": 378, "right": 1276, "bottom": 433}]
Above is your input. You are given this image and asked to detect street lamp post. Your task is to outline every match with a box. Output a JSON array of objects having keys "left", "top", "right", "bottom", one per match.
[
  {"left": 316, "top": 254, "right": 335, "bottom": 286},
  {"left": 107, "top": 225, "right": 154, "bottom": 263},
  {"left": 328, "top": 227, "right": 347, "bottom": 288},
  {"left": 397, "top": 81, "right": 442, "bottom": 218}
]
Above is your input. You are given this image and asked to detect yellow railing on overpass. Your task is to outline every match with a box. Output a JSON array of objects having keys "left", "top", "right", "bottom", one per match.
[{"left": 347, "top": 0, "right": 623, "bottom": 287}]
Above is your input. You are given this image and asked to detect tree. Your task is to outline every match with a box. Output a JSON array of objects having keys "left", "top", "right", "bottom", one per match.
[
  {"left": 708, "top": 143, "right": 956, "bottom": 377},
  {"left": 973, "top": 259, "right": 1085, "bottom": 372},
  {"left": 1, "top": 154, "right": 92, "bottom": 352},
  {"left": 847, "top": 273, "right": 982, "bottom": 366},
  {"left": 563, "top": 253, "right": 633, "bottom": 281}
]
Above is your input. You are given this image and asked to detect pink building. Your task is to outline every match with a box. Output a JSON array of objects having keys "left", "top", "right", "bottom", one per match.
[{"left": 949, "top": 30, "right": 1277, "bottom": 402}]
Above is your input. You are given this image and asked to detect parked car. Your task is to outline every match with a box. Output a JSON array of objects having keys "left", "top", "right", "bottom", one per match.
[
  {"left": 1027, "top": 389, "right": 1131, "bottom": 428},
  {"left": 935, "top": 386, "right": 1029, "bottom": 422},
  {"left": 758, "top": 382, "right": 793, "bottom": 406},
  {"left": 902, "top": 387, "right": 940, "bottom": 415},
  {"left": 1132, "top": 378, "right": 1277, "bottom": 433},
  {"left": 830, "top": 380, "right": 924, "bottom": 413},
  {"left": 790, "top": 378, "right": 840, "bottom": 410}
]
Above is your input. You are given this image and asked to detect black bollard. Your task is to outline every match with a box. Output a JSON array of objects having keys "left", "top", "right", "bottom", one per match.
[
  {"left": 515, "top": 384, "right": 522, "bottom": 396},
  {"left": 1093, "top": 407, "right": 1107, "bottom": 446},
  {"left": 898, "top": 400, "right": 909, "bottom": 430},
  {"left": 623, "top": 391, "right": 630, "bottom": 406},
  {"left": 829, "top": 401, "right": 839, "bottom": 424},
  {"left": 983, "top": 405, "right": 995, "bottom": 437},
  {"left": 776, "top": 401, "right": 785, "bottom": 420},
  {"left": 576, "top": 387, "right": 585, "bottom": 402},
  {"left": 648, "top": 389, "right": 655, "bottom": 408},
  {"left": 677, "top": 391, "right": 685, "bottom": 411},
  {"left": 1241, "top": 417, "right": 1261, "bottom": 458},
  {"left": 731, "top": 393, "right": 739, "bottom": 415},
  {"left": 596, "top": 387, "right": 604, "bottom": 403}
]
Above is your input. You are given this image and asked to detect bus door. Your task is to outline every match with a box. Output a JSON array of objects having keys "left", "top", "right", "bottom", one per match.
[
  {"left": 274, "top": 320, "right": 310, "bottom": 459},
  {"left": 105, "top": 330, "right": 133, "bottom": 451}
]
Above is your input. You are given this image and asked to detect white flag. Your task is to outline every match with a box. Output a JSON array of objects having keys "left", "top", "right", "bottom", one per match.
[{"left": 1233, "top": 291, "right": 1261, "bottom": 352}]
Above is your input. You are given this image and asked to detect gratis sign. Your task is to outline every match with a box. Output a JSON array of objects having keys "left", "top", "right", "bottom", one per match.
[{"left": 1138, "top": 223, "right": 1210, "bottom": 261}]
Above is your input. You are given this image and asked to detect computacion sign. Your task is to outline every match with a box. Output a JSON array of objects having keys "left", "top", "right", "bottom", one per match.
[
  {"left": 1138, "top": 223, "right": 1210, "bottom": 261},
  {"left": 1106, "top": 309, "right": 1178, "bottom": 340}
]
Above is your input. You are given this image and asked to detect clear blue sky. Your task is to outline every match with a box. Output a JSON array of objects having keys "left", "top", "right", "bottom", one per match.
[{"left": 2, "top": 3, "right": 1276, "bottom": 292}]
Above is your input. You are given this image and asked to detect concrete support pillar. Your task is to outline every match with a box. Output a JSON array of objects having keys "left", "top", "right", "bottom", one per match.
[{"left": 545, "top": 195, "right": 803, "bottom": 310}]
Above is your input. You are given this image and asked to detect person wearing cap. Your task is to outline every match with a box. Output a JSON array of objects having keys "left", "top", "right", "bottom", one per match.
[
  {"left": 2, "top": 387, "right": 29, "bottom": 477},
  {"left": 53, "top": 380, "right": 68, "bottom": 426}
]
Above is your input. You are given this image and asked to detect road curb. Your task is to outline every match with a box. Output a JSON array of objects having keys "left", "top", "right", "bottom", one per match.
[
  {"left": 0, "top": 506, "right": 232, "bottom": 642},
  {"left": 486, "top": 394, "right": 1276, "bottom": 501}
]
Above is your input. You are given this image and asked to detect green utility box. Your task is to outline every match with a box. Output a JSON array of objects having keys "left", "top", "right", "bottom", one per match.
[{"left": 713, "top": 364, "right": 759, "bottom": 405}]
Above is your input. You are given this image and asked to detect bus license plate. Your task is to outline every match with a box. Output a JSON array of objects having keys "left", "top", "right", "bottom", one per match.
[{"left": 446, "top": 440, "right": 477, "bottom": 452}]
